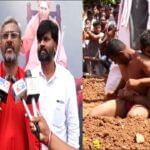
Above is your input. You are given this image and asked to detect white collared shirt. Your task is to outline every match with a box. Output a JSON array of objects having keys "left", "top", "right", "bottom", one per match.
[{"left": 31, "top": 63, "right": 79, "bottom": 149}]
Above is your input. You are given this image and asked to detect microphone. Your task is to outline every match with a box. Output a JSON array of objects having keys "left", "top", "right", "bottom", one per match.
[
  {"left": 12, "top": 78, "right": 27, "bottom": 100},
  {"left": 25, "top": 70, "right": 40, "bottom": 107},
  {"left": 25, "top": 70, "right": 40, "bottom": 139},
  {"left": 0, "top": 77, "right": 11, "bottom": 103},
  {"left": 5, "top": 75, "right": 16, "bottom": 83},
  {"left": 12, "top": 78, "right": 33, "bottom": 119},
  {"left": 12, "top": 72, "right": 40, "bottom": 139}
]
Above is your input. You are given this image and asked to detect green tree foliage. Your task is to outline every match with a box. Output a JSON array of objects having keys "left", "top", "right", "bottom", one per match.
[
  {"left": 100, "top": 0, "right": 117, "bottom": 5},
  {"left": 83, "top": 0, "right": 120, "bottom": 10}
]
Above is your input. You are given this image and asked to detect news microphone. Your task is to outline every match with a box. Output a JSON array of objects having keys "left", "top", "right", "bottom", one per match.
[
  {"left": 25, "top": 70, "right": 40, "bottom": 116},
  {"left": 0, "top": 77, "right": 11, "bottom": 102},
  {"left": 12, "top": 78, "right": 27, "bottom": 100},
  {"left": 25, "top": 70, "right": 40, "bottom": 139},
  {"left": 12, "top": 78, "right": 33, "bottom": 119},
  {"left": 12, "top": 74, "right": 40, "bottom": 139}
]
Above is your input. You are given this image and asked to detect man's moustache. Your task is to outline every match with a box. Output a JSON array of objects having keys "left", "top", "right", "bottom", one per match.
[
  {"left": 5, "top": 45, "right": 15, "bottom": 51},
  {"left": 39, "top": 48, "right": 47, "bottom": 52}
]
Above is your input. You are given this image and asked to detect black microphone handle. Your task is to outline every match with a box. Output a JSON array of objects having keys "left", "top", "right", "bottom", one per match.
[
  {"left": 25, "top": 70, "right": 32, "bottom": 78},
  {"left": 34, "top": 122, "right": 41, "bottom": 140},
  {"left": 0, "top": 90, "right": 7, "bottom": 103}
]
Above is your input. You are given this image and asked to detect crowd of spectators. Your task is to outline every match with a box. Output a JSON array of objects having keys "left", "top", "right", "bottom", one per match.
[{"left": 82, "top": 2, "right": 119, "bottom": 76}]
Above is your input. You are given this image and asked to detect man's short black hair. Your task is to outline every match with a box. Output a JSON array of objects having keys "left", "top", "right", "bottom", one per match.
[
  {"left": 37, "top": 20, "right": 58, "bottom": 44},
  {"left": 140, "top": 30, "right": 150, "bottom": 49},
  {"left": 93, "top": 4, "right": 100, "bottom": 10},
  {"left": 87, "top": 10, "right": 93, "bottom": 17},
  {"left": 93, "top": 20, "right": 101, "bottom": 27},
  {"left": 106, "top": 39, "right": 126, "bottom": 57}
]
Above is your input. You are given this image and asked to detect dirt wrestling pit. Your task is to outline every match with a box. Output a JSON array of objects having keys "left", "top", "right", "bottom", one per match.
[{"left": 83, "top": 77, "right": 150, "bottom": 150}]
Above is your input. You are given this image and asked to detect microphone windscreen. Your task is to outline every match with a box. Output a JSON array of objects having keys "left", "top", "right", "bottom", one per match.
[
  {"left": 25, "top": 70, "right": 32, "bottom": 78},
  {"left": 11, "top": 76, "right": 16, "bottom": 83},
  {"left": 5, "top": 75, "right": 16, "bottom": 83},
  {"left": 5, "top": 75, "right": 11, "bottom": 81}
]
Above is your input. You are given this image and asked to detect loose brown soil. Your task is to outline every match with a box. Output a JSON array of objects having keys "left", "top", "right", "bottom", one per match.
[{"left": 83, "top": 77, "right": 150, "bottom": 150}]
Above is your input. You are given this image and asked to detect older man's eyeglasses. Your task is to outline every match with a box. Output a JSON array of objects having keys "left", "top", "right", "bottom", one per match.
[{"left": 1, "top": 31, "right": 20, "bottom": 39}]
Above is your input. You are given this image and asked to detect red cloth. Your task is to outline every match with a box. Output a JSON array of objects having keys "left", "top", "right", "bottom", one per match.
[
  {"left": 126, "top": 101, "right": 134, "bottom": 111},
  {"left": 0, "top": 62, "right": 40, "bottom": 150},
  {"left": 74, "top": 78, "right": 82, "bottom": 107}
]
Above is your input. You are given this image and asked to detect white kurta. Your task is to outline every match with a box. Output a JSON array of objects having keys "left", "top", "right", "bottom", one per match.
[{"left": 31, "top": 63, "right": 79, "bottom": 149}]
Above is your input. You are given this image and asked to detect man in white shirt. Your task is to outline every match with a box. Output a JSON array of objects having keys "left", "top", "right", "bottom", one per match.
[{"left": 31, "top": 19, "right": 79, "bottom": 150}]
